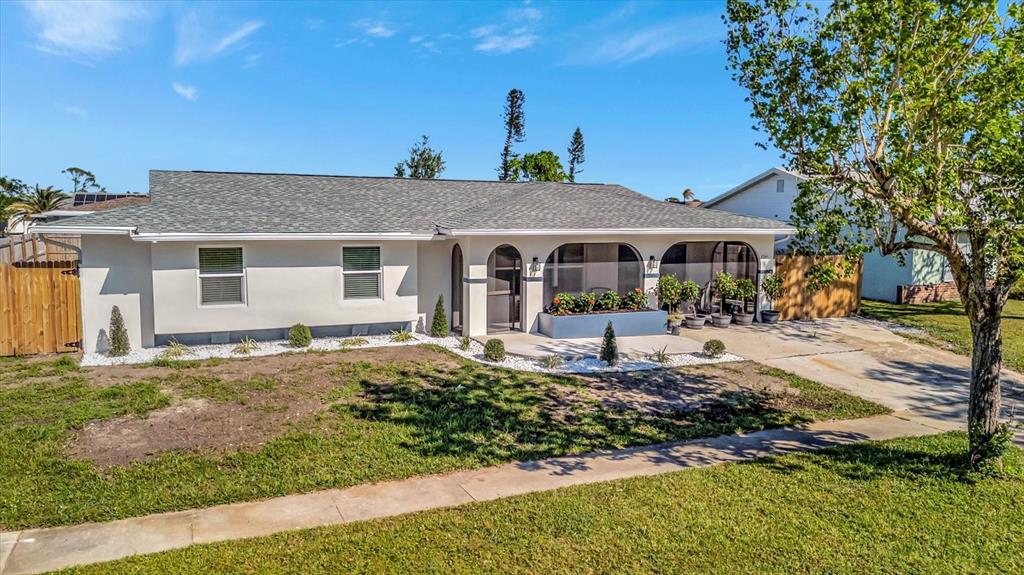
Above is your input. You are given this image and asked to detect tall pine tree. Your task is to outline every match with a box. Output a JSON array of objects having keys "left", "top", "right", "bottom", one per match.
[
  {"left": 497, "top": 89, "right": 526, "bottom": 181},
  {"left": 566, "top": 127, "right": 585, "bottom": 182},
  {"left": 394, "top": 135, "right": 445, "bottom": 179}
]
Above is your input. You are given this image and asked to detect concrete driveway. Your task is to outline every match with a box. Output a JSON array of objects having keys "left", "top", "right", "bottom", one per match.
[{"left": 684, "top": 318, "right": 1024, "bottom": 442}]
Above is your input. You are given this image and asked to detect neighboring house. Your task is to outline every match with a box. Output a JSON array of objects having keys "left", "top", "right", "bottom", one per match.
[
  {"left": 704, "top": 167, "right": 961, "bottom": 304},
  {"left": 34, "top": 170, "right": 792, "bottom": 353}
]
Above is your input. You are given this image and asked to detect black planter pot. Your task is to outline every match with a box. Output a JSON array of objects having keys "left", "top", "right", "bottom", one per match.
[{"left": 761, "top": 310, "right": 781, "bottom": 324}]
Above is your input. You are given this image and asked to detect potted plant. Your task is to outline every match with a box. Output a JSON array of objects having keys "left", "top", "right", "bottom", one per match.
[
  {"left": 680, "top": 279, "right": 707, "bottom": 329},
  {"left": 760, "top": 272, "right": 784, "bottom": 324},
  {"left": 710, "top": 271, "right": 736, "bottom": 328},
  {"left": 656, "top": 275, "right": 684, "bottom": 334},
  {"left": 732, "top": 278, "right": 757, "bottom": 326}
]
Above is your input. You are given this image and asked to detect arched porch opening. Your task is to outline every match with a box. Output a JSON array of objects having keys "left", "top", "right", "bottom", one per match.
[
  {"left": 660, "top": 241, "right": 758, "bottom": 313},
  {"left": 450, "top": 244, "right": 463, "bottom": 334},
  {"left": 487, "top": 244, "right": 522, "bottom": 333},
  {"left": 542, "top": 243, "right": 643, "bottom": 305}
]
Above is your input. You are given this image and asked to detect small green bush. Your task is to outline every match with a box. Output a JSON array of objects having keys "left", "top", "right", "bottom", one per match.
[
  {"left": 108, "top": 305, "right": 130, "bottom": 357},
  {"left": 649, "top": 346, "right": 670, "bottom": 364},
  {"left": 761, "top": 272, "right": 785, "bottom": 304},
  {"left": 340, "top": 336, "right": 368, "bottom": 348},
  {"left": 703, "top": 339, "right": 726, "bottom": 358},
  {"left": 483, "top": 338, "right": 506, "bottom": 362},
  {"left": 160, "top": 339, "right": 192, "bottom": 360},
  {"left": 575, "top": 291, "right": 597, "bottom": 313},
  {"left": 713, "top": 271, "right": 737, "bottom": 301},
  {"left": 232, "top": 337, "right": 259, "bottom": 355},
  {"left": 622, "top": 288, "right": 649, "bottom": 311},
  {"left": 656, "top": 275, "right": 683, "bottom": 312},
  {"left": 596, "top": 290, "right": 622, "bottom": 311},
  {"left": 391, "top": 329, "right": 414, "bottom": 342},
  {"left": 431, "top": 295, "right": 449, "bottom": 337},
  {"left": 458, "top": 336, "right": 472, "bottom": 351},
  {"left": 734, "top": 278, "right": 757, "bottom": 305},
  {"left": 549, "top": 292, "right": 576, "bottom": 315},
  {"left": 679, "top": 279, "right": 701, "bottom": 308},
  {"left": 600, "top": 321, "right": 619, "bottom": 365},
  {"left": 541, "top": 354, "right": 564, "bottom": 369},
  {"left": 288, "top": 323, "right": 313, "bottom": 347}
]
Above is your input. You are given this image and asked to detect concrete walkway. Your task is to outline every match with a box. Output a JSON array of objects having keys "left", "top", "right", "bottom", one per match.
[{"left": 1, "top": 411, "right": 950, "bottom": 575}]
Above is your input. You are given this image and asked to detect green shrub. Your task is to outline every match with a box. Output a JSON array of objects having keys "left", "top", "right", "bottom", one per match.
[
  {"left": 734, "top": 278, "right": 757, "bottom": 306},
  {"left": 596, "top": 290, "right": 622, "bottom": 311},
  {"left": 458, "top": 336, "right": 472, "bottom": 351},
  {"left": 483, "top": 338, "right": 506, "bottom": 362},
  {"left": 679, "top": 279, "right": 701, "bottom": 309},
  {"left": 1010, "top": 276, "right": 1024, "bottom": 300},
  {"left": 430, "top": 295, "right": 449, "bottom": 337},
  {"left": 541, "top": 354, "right": 564, "bottom": 369},
  {"left": 575, "top": 291, "right": 597, "bottom": 313},
  {"left": 712, "top": 271, "right": 737, "bottom": 301},
  {"left": 648, "top": 346, "right": 670, "bottom": 364},
  {"left": 622, "top": 288, "right": 649, "bottom": 311},
  {"left": 600, "top": 321, "right": 619, "bottom": 365},
  {"left": 54, "top": 355, "right": 78, "bottom": 371},
  {"left": 232, "top": 337, "right": 259, "bottom": 355},
  {"left": 703, "top": 339, "right": 726, "bottom": 358},
  {"left": 160, "top": 339, "right": 192, "bottom": 360},
  {"left": 549, "top": 292, "right": 576, "bottom": 315},
  {"left": 108, "top": 306, "right": 130, "bottom": 357},
  {"left": 391, "top": 329, "right": 414, "bottom": 342},
  {"left": 761, "top": 272, "right": 785, "bottom": 306},
  {"left": 288, "top": 323, "right": 312, "bottom": 347},
  {"left": 656, "top": 275, "right": 683, "bottom": 312}
]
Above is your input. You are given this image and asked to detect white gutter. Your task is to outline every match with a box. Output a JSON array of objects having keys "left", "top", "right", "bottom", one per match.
[
  {"left": 29, "top": 226, "right": 135, "bottom": 235},
  {"left": 442, "top": 227, "right": 796, "bottom": 236},
  {"left": 130, "top": 232, "right": 435, "bottom": 241}
]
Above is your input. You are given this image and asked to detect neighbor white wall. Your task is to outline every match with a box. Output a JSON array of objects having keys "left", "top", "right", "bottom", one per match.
[
  {"left": 149, "top": 240, "right": 419, "bottom": 337},
  {"left": 708, "top": 173, "right": 800, "bottom": 222},
  {"left": 79, "top": 235, "right": 154, "bottom": 353}
]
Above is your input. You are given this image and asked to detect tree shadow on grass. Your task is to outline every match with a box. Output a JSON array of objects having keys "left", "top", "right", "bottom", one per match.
[{"left": 339, "top": 361, "right": 812, "bottom": 467}]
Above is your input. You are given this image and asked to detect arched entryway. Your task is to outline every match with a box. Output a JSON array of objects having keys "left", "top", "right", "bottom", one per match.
[
  {"left": 542, "top": 242, "right": 643, "bottom": 304},
  {"left": 487, "top": 244, "right": 522, "bottom": 333},
  {"left": 450, "top": 244, "right": 463, "bottom": 334},
  {"left": 660, "top": 241, "right": 758, "bottom": 313}
]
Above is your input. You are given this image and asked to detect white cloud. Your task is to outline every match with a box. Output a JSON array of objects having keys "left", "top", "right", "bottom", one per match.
[
  {"left": 175, "top": 13, "right": 264, "bottom": 66},
  {"left": 565, "top": 13, "right": 722, "bottom": 66},
  {"left": 470, "top": 3, "right": 542, "bottom": 55},
  {"left": 474, "top": 32, "right": 538, "bottom": 54},
  {"left": 354, "top": 19, "right": 396, "bottom": 38},
  {"left": 60, "top": 104, "right": 87, "bottom": 118},
  {"left": 242, "top": 53, "right": 262, "bottom": 69},
  {"left": 172, "top": 82, "right": 199, "bottom": 101},
  {"left": 23, "top": 0, "right": 150, "bottom": 58}
]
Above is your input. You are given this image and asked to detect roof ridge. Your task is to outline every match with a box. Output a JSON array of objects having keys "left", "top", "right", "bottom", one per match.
[{"left": 151, "top": 169, "right": 611, "bottom": 186}]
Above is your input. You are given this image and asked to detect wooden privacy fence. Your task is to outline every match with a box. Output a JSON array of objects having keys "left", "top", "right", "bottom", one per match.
[
  {"left": 0, "top": 261, "right": 82, "bottom": 356},
  {"left": 772, "top": 255, "right": 862, "bottom": 321}
]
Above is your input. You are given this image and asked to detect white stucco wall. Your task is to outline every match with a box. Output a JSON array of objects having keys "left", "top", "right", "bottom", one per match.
[
  {"left": 79, "top": 235, "right": 155, "bottom": 353},
  {"left": 708, "top": 173, "right": 800, "bottom": 222},
  {"left": 148, "top": 240, "right": 420, "bottom": 340},
  {"left": 416, "top": 239, "right": 456, "bottom": 333}
]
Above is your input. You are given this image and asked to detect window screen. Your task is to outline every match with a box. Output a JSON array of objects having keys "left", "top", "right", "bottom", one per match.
[
  {"left": 343, "top": 247, "right": 381, "bottom": 299},
  {"left": 198, "top": 247, "right": 244, "bottom": 305}
]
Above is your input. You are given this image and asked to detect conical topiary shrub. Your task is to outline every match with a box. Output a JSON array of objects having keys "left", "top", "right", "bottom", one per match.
[
  {"left": 600, "top": 321, "right": 618, "bottom": 366},
  {"left": 109, "top": 305, "right": 130, "bottom": 357},
  {"left": 431, "top": 294, "right": 449, "bottom": 337}
]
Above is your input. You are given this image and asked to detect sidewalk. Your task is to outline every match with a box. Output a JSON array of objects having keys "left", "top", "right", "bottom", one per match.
[{"left": 0, "top": 410, "right": 952, "bottom": 575}]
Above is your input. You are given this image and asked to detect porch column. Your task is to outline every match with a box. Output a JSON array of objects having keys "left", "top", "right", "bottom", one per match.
[
  {"left": 465, "top": 261, "right": 489, "bottom": 337},
  {"left": 643, "top": 257, "right": 660, "bottom": 309},
  {"left": 523, "top": 257, "right": 544, "bottom": 333}
]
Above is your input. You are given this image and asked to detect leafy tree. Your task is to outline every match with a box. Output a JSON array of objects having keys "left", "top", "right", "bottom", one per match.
[
  {"left": 431, "top": 294, "right": 449, "bottom": 337},
  {"left": 566, "top": 127, "right": 585, "bottom": 182},
  {"left": 4, "top": 185, "right": 69, "bottom": 229},
  {"left": 108, "top": 306, "right": 130, "bottom": 357},
  {"left": 511, "top": 150, "right": 567, "bottom": 182},
  {"left": 62, "top": 167, "right": 104, "bottom": 195},
  {"left": 498, "top": 88, "right": 526, "bottom": 181},
  {"left": 0, "top": 177, "right": 28, "bottom": 222},
  {"left": 394, "top": 135, "right": 446, "bottom": 179},
  {"left": 725, "top": 0, "right": 1023, "bottom": 465}
]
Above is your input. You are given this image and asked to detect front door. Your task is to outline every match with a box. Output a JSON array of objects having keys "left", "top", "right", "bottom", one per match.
[{"left": 487, "top": 245, "right": 522, "bottom": 333}]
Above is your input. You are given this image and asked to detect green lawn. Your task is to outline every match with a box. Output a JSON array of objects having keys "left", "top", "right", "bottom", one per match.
[
  {"left": 860, "top": 298, "right": 1024, "bottom": 373},
  {"left": 0, "top": 347, "right": 887, "bottom": 531},
  {"left": 59, "top": 433, "right": 1024, "bottom": 575}
]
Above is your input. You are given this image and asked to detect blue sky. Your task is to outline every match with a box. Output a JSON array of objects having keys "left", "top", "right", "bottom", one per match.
[{"left": 0, "top": 0, "right": 781, "bottom": 201}]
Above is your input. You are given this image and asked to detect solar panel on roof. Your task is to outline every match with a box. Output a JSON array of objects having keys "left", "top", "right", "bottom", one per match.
[{"left": 72, "top": 192, "right": 134, "bottom": 206}]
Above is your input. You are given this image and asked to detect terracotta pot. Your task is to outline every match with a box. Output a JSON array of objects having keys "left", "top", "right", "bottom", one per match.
[
  {"left": 733, "top": 312, "right": 755, "bottom": 326},
  {"left": 711, "top": 313, "right": 732, "bottom": 328},
  {"left": 761, "top": 310, "right": 781, "bottom": 324}
]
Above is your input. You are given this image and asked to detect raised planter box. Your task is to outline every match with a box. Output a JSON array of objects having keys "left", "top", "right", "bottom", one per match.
[{"left": 538, "top": 310, "right": 669, "bottom": 338}]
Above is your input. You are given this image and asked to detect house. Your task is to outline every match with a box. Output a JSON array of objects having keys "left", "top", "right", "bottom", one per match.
[
  {"left": 704, "top": 167, "right": 960, "bottom": 303},
  {"left": 34, "top": 170, "right": 792, "bottom": 353}
]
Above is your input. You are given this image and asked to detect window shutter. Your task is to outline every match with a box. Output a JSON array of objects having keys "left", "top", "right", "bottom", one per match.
[
  {"left": 199, "top": 247, "right": 243, "bottom": 274},
  {"left": 343, "top": 247, "right": 381, "bottom": 271},
  {"left": 201, "top": 276, "right": 244, "bottom": 304},
  {"left": 344, "top": 273, "right": 380, "bottom": 299}
]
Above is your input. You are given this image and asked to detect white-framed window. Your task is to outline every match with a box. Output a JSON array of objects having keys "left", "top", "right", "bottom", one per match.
[
  {"left": 198, "top": 246, "right": 245, "bottom": 306},
  {"left": 776, "top": 179, "right": 785, "bottom": 193},
  {"left": 343, "top": 246, "right": 382, "bottom": 299}
]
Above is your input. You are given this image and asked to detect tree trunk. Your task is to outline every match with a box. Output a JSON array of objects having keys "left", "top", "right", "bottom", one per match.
[{"left": 967, "top": 311, "right": 1003, "bottom": 465}]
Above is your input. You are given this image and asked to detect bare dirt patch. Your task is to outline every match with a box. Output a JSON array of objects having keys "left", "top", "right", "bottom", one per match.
[
  {"left": 576, "top": 361, "right": 796, "bottom": 415},
  {"left": 67, "top": 346, "right": 461, "bottom": 467}
]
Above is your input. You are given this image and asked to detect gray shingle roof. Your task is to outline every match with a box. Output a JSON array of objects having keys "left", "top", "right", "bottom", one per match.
[{"left": 38, "top": 170, "right": 791, "bottom": 235}]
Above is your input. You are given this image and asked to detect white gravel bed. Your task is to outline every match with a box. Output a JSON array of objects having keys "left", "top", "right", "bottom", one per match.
[{"left": 81, "top": 332, "right": 745, "bottom": 374}]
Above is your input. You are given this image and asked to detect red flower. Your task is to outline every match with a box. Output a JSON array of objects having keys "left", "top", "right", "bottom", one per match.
[{"left": 634, "top": 288, "right": 642, "bottom": 293}]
